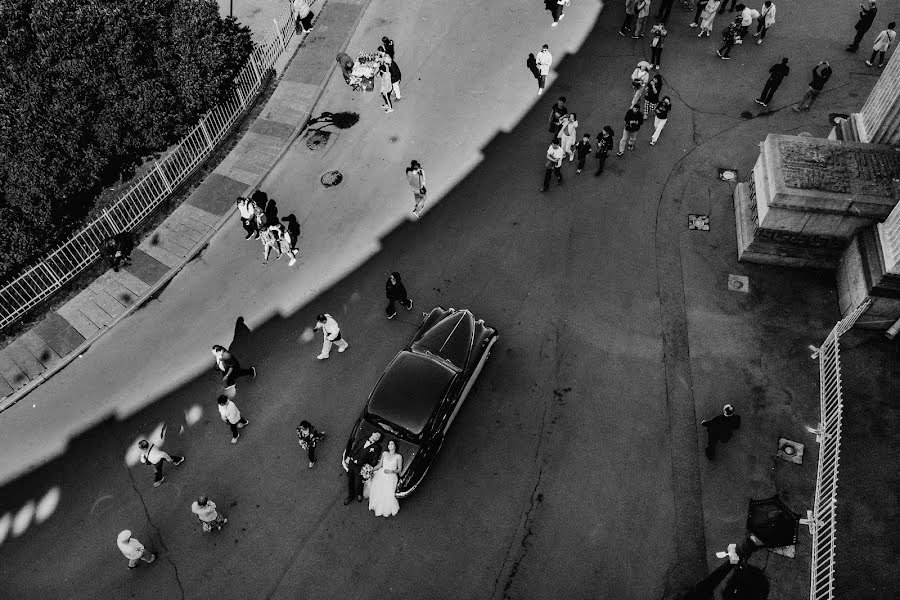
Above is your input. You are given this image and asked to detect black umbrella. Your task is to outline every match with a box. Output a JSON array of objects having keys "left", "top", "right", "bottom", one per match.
[{"left": 746, "top": 495, "right": 801, "bottom": 548}]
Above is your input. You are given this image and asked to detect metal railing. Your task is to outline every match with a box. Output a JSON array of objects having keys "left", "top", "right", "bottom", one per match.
[
  {"left": 809, "top": 298, "right": 872, "bottom": 600},
  {"left": 0, "top": 3, "right": 297, "bottom": 332}
]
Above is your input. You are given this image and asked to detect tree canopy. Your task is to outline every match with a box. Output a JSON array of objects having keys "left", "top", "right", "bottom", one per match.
[{"left": 0, "top": 0, "right": 253, "bottom": 282}]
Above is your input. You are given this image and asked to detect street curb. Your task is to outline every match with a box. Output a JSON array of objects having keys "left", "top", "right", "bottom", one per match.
[{"left": 0, "top": 0, "right": 372, "bottom": 414}]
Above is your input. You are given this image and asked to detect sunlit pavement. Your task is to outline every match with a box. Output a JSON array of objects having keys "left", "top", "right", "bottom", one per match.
[{"left": 1, "top": 0, "right": 896, "bottom": 598}]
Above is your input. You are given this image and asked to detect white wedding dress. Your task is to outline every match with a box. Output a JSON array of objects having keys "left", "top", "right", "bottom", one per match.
[{"left": 368, "top": 452, "right": 401, "bottom": 517}]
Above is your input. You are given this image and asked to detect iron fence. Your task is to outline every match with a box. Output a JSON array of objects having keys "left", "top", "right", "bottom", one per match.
[
  {"left": 0, "top": 3, "right": 297, "bottom": 331},
  {"left": 809, "top": 298, "right": 872, "bottom": 600}
]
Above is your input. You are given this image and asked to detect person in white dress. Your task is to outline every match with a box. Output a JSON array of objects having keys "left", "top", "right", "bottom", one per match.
[
  {"left": 558, "top": 113, "right": 579, "bottom": 162},
  {"left": 368, "top": 440, "right": 402, "bottom": 517}
]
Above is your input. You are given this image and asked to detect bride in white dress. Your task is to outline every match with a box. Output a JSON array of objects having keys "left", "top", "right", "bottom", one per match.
[{"left": 368, "top": 440, "right": 402, "bottom": 517}]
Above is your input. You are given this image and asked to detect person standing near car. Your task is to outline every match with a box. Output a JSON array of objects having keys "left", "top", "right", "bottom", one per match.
[
  {"left": 385, "top": 272, "right": 413, "bottom": 319},
  {"left": 344, "top": 431, "right": 382, "bottom": 505}
]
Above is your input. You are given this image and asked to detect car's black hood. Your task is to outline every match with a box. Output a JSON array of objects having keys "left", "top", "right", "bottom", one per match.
[{"left": 411, "top": 310, "right": 474, "bottom": 370}]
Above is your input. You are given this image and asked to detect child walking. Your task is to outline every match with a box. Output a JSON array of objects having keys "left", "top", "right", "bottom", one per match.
[{"left": 575, "top": 134, "right": 592, "bottom": 174}]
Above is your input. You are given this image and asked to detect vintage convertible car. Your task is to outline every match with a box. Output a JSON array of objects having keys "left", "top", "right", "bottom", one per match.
[{"left": 342, "top": 307, "right": 498, "bottom": 498}]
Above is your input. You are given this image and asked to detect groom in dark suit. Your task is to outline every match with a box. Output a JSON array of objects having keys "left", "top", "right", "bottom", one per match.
[{"left": 345, "top": 431, "right": 383, "bottom": 505}]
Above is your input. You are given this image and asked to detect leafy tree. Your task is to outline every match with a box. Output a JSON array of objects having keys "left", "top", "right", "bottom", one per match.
[{"left": 0, "top": 0, "right": 253, "bottom": 283}]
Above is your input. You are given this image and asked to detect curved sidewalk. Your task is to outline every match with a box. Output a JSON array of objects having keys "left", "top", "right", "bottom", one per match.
[{"left": 0, "top": 0, "right": 369, "bottom": 414}]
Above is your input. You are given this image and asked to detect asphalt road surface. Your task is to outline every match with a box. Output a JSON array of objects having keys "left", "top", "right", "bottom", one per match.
[{"left": 0, "top": 0, "right": 868, "bottom": 597}]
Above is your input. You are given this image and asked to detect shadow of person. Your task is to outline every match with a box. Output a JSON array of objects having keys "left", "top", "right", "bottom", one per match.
[
  {"left": 264, "top": 198, "right": 279, "bottom": 225},
  {"left": 281, "top": 215, "right": 301, "bottom": 249},
  {"left": 527, "top": 53, "right": 541, "bottom": 81},
  {"left": 230, "top": 317, "right": 253, "bottom": 356}
]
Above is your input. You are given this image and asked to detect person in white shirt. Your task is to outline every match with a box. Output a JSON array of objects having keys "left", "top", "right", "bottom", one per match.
[
  {"left": 867, "top": 22, "right": 896, "bottom": 67},
  {"left": 314, "top": 313, "right": 349, "bottom": 359},
  {"left": 736, "top": 4, "right": 760, "bottom": 41},
  {"left": 217, "top": 395, "right": 249, "bottom": 444},
  {"left": 406, "top": 161, "right": 427, "bottom": 217},
  {"left": 753, "top": 1, "right": 776, "bottom": 44},
  {"left": 117, "top": 530, "right": 156, "bottom": 568},
  {"left": 138, "top": 439, "right": 185, "bottom": 487},
  {"left": 540, "top": 139, "right": 566, "bottom": 192},
  {"left": 236, "top": 197, "right": 259, "bottom": 240},
  {"left": 191, "top": 496, "right": 228, "bottom": 532},
  {"left": 535, "top": 45, "right": 552, "bottom": 95}
]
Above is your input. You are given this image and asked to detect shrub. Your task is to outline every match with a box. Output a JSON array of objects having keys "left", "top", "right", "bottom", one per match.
[{"left": 0, "top": 0, "right": 253, "bottom": 282}]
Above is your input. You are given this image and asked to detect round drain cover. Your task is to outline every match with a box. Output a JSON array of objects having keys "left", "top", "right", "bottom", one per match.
[
  {"left": 321, "top": 170, "right": 343, "bottom": 187},
  {"left": 306, "top": 130, "right": 331, "bottom": 151},
  {"left": 720, "top": 170, "right": 736, "bottom": 181}
]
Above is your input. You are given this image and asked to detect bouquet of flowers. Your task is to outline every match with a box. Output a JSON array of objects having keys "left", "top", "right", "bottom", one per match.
[
  {"left": 356, "top": 51, "right": 380, "bottom": 64},
  {"left": 360, "top": 464, "right": 374, "bottom": 481},
  {"left": 298, "top": 438, "right": 309, "bottom": 450}
]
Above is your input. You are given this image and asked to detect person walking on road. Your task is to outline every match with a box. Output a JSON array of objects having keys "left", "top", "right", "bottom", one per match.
[
  {"left": 381, "top": 36, "right": 395, "bottom": 59},
  {"left": 617, "top": 105, "right": 645, "bottom": 156},
  {"left": 649, "top": 23, "right": 667, "bottom": 69},
  {"left": 689, "top": 0, "right": 708, "bottom": 29},
  {"left": 755, "top": 57, "right": 789, "bottom": 107},
  {"left": 260, "top": 223, "right": 282, "bottom": 263},
  {"left": 138, "top": 440, "right": 184, "bottom": 487},
  {"left": 217, "top": 395, "right": 249, "bottom": 444},
  {"left": 406, "top": 160, "right": 427, "bottom": 217},
  {"left": 633, "top": 0, "right": 651, "bottom": 38},
  {"left": 293, "top": 0, "right": 315, "bottom": 33},
  {"left": 273, "top": 224, "right": 299, "bottom": 267},
  {"left": 867, "top": 22, "right": 896, "bottom": 67},
  {"left": 793, "top": 61, "right": 832, "bottom": 111},
  {"left": 549, "top": 96, "right": 568, "bottom": 138},
  {"left": 698, "top": 0, "right": 721, "bottom": 37},
  {"left": 575, "top": 133, "right": 592, "bottom": 174},
  {"left": 385, "top": 272, "right": 413, "bottom": 319},
  {"left": 650, "top": 97, "right": 671, "bottom": 145},
  {"left": 536, "top": 44, "right": 552, "bottom": 95},
  {"left": 117, "top": 531, "right": 156, "bottom": 569},
  {"left": 594, "top": 126, "right": 615, "bottom": 176},
  {"left": 191, "top": 496, "right": 227, "bottom": 532},
  {"left": 847, "top": 1, "right": 878, "bottom": 52},
  {"left": 644, "top": 73, "right": 662, "bottom": 119},
  {"left": 297, "top": 420, "right": 326, "bottom": 468},
  {"left": 701, "top": 404, "right": 741, "bottom": 460},
  {"left": 379, "top": 64, "right": 394, "bottom": 112},
  {"left": 619, "top": 0, "right": 638, "bottom": 36},
  {"left": 559, "top": 113, "right": 579, "bottom": 162},
  {"left": 212, "top": 345, "right": 257, "bottom": 391},
  {"left": 315, "top": 313, "right": 348, "bottom": 359},
  {"left": 540, "top": 138, "right": 565, "bottom": 191},
  {"left": 717, "top": 19, "right": 740, "bottom": 59},
  {"left": 552, "top": 0, "right": 570, "bottom": 26},
  {"left": 753, "top": 1, "right": 775, "bottom": 44}
]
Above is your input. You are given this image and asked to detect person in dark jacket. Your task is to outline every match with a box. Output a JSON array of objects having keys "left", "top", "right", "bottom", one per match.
[
  {"left": 548, "top": 96, "right": 568, "bottom": 138},
  {"left": 574, "top": 134, "right": 592, "bottom": 174},
  {"left": 617, "top": 106, "right": 644, "bottom": 156},
  {"left": 847, "top": 1, "right": 878, "bottom": 52},
  {"left": 701, "top": 404, "right": 741, "bottom": 459},
  {"left": 381, "top": 36, "right": 395, "bottom": 59},
  {"left": 297, "top": 420, "right": 326, "bottom": 468},
  {"left": 793, "top": 61, "right": 832, "bottom": 111},
  {"left": 387, "top": 54, "right": 402, "bottom": 99},
  {"left": 336, "top": 52, "right": 354, "bottom": 84},
  {"left": 717, "top": 19, "right": 740, "bottom": 60},
  {"left": 344, "top": 432, "right": 382, "bottom": 504},
  {"left": 100, "top": 232, "right": 134, "bottom": 272},
  {"left": 594, "top": 126, "right": 615, "bottom": 176},
  {"left": 385, "top": 272, "right": 413, "bottom": 319},
  {"left": 755, "top": 57, "right": 789, "bottom": 107}
]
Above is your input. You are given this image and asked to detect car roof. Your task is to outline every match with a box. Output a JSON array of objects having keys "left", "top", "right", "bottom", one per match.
[
  {"left": 367, "top": 351, "right": 456, "bottom": 436},
  {"left": 411, "top": 310, "right": 474, "bottom": 370}
]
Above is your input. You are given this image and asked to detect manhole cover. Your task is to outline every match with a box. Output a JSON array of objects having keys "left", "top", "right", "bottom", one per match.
[
  {"left": 719, "top": 168, "right": 737, "bottom": 181},
  {"left": 688, "top": 214, "right": 710, "bottom": 231},
  {"left": 306, "top": 130, "right": 331, "bottom": 151},
  {"left": 728, "top": 274, "right": 749, "bottom": 293},
  {"left": 321, "top": 170, "right": 343, "bottom": 187}
]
